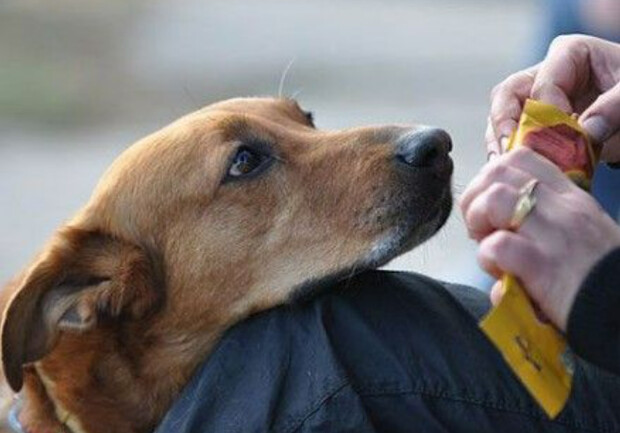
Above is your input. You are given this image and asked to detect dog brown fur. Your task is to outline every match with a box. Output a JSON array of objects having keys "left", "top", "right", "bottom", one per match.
[{"left": 0, "top": 97, "right": 452, "bottom": 433}]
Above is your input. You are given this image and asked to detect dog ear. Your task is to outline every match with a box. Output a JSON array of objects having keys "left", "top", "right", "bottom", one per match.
[{"left": 1, "top": 227, "right": 162, "bottom": 392}]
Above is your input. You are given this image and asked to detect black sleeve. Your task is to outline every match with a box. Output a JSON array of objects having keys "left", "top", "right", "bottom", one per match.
[
  {"left": 567, "top": 247, "right": 620, "bottom": 375},
  {"left": 155, "top": 271, "right": 620, "bottom": 433}
]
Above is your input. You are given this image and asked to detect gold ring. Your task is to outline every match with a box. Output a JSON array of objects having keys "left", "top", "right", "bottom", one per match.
[{"left": 509, "top": 179, "right": 539, "bottom": 230}]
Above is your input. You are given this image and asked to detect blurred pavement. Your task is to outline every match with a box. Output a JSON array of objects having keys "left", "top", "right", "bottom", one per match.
[{"left": 0, "top": 0, "right": 536, "bottom": 286}]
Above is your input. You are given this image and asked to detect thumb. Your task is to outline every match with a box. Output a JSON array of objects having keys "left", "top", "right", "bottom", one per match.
[
  {"left": 580, "top": 81, "right": 620, "bottom": 145},
  {"left": 489, "top": 280, "right": 505, "bottom": 306}
]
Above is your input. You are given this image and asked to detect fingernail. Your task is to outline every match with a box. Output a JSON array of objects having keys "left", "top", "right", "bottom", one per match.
[
  {"left": 500, "top": 136, "right": 510, "bottom": 152},
  {"left": 499, "top": 124, "right": 516, "bottom": 143},
  {"left": 581, "top": 115, "right": 611, "bottom": 144}
]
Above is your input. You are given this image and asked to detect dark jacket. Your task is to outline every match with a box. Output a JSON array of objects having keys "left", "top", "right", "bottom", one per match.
[
  {"left": 568, "top": 246, "right": 620, "bottom": 377},
  {"left": 155, "top": 271, "right": 620, "bottom": 433}
]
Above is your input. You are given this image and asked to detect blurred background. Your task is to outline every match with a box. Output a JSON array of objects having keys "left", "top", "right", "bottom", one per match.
[{"left": 2, "top": 0, "right": 614, "bottom": 287}]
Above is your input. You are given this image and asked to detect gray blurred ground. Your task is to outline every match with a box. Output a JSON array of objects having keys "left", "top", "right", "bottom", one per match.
[{"left": 0, "top": 0, "right": 537, "bottom": 286}]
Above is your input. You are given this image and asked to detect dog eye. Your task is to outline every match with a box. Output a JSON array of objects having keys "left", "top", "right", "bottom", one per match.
[{"left": 228, "top": 147, "right": 267, "bottom": 178}]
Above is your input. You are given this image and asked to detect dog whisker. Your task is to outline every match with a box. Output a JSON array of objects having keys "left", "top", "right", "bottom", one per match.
[
  {"left": 290, "top": 88, "right": 304, "bottom": 100},
  {"left": 452, "top": 179, "right": 466, "bottom": 195},
  {"left": 277, "top": 57, "right": 297, "bottom": 98},
  {"left": 182, "top": 84, "right": 200, "bottom": 109}
]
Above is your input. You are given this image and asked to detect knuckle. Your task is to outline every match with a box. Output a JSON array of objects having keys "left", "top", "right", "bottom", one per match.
[
  {"left": 487, "top": 160, "right": 510, "bottom": 180},
  {"left": 479, "top": 159, "right": 504, "bottom": 181},
  {"left": 467, "top": 194, "right": 488, "bottom": 220},
  {"left": 479, "top": 236, "right": 501, "bottom": 262},
  {"left": 507, "top": 146, "right": 532, "bottom": 163},
  {"left": 487, "top": 182, "right": 511, "bottom": 202},
  {"left": 530, "top": 77, "right": 553, "bottom": 97},
  {"left": 549, "top": 34, "right": 578, "bottom": 50},
  {"left": 491, "top": 70, "right": 530, "bottom": 102},
  {"left": 488, "top": 231, "right": 513, "bottom": 255},
  {"left": 549, "top": 34, "right": 569, "bottom": 47},
  {"left": 550, "top": 35, "right": 591, "bottom": 60},
  {"left": 504, "top": 70, "right": 528, "bottom": 87},
  {"left": 490, "top": 82, "right": 505, "bottom": 100},
  {"left": 476, "top": 247, "right": 494, "bottom": 271},
  {"left": 465, "top": 203, "right": 483, "bottom": 232},
  {"left": 486, "top": 186, "right": 513, "bottom": 229}
]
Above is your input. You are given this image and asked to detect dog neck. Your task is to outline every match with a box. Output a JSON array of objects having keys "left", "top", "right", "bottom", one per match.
[
  {"left": 14, "top": 321, "right": 222, "bottom": 433},
  {"left": 9, "top": 366, "right": 74, "bottom": 433},
  {"left": 10, "top": 399, "right": 72, "bottom": 433}
]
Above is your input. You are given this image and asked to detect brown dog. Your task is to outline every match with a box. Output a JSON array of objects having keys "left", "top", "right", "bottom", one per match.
[{"left": 0, "top": 97, "right": 452, "bottom": 433}]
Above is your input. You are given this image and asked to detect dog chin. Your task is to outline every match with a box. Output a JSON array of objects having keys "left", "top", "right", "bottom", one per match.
[
  {"left": 363, "top": 193, "right": 452, "bottom": 269},
  {"left": 289, "top": 192, "right": 451, "bottom": 303}
]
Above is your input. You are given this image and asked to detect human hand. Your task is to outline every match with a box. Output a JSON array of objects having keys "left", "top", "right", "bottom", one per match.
[
  {"left": 459, "top": 147, "right": 620, "bottom": 330},
  {"left": 486, "top": 35, "right": 620, "bottom": 163}
]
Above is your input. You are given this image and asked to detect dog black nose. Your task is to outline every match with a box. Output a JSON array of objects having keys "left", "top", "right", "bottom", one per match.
[{"left": 395, "top": 128, "right": 452, "bottom": 168}]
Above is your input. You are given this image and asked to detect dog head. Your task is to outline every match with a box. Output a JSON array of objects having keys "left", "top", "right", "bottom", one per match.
[{"left": 1, "top": 97, "right": 452, "bottom": 431}]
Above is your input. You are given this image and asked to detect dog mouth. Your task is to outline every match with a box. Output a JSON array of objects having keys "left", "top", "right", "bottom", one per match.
[
  {"left": 363, "top": 184, "right": 452, "bottom": 268},
  {"left": 290, "top": 140, "right": 453, "bottom": 301},
  {"left": 290, "top": 185, "right": 452, "bottom": 303}
]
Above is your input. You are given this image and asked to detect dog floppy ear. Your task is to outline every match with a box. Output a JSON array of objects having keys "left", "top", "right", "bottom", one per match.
[{"left": 1, "top": 227, "right": 161, "bottom": 392}]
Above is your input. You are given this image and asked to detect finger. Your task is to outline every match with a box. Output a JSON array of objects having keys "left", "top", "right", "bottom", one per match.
[
  {"left": 502, "top": 148, "right": 574, "bottom": 193},
  {"left": 459, "top": 148, "right": 566, "bottom": 218},
  {"left": 489, "top": 66, "right": 538, "bottom": 142},
  {"left": 489, "top": 281, "right": 504, "bottom": 306},
  {"left": 485, "top": 118, "right": 501, "bottom": 160},
  {"left": 466, "top": 179, "right": 565, "bottom": 243},
  {"left": 531, "top": 35, "right": 593, "bottom": 112},
  {"left": 580, "top": 81, "right": 620, "bottom": 148},
  {"left": 477, "top": 230, "right": 546, "bottom": 289},
  {"left": 459, "top": 160, "right": 530, "bottom": 216},
  {"left": 499, "top": 136, "right": 510, "bottom": 154},
  {"left": 600, "top": 130, "right": 620, "bottom": 163},
  {"left": 465, "top": 182, "right": 520, "bottom": 240}
]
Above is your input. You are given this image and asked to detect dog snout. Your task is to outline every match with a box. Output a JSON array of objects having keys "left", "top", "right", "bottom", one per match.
[{"left": 395, "top": 128, "right": 452, "bottom": 169}]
